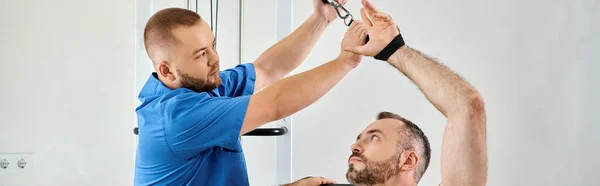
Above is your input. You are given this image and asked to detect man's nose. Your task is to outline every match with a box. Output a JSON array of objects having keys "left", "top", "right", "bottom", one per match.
[
  {"left": 350, "top": 142, "right": 362, "bottom": 154},
  {"left": 208, "top": 50, "right": 219, "bottom": 66},
  {"left": 208, "top": 59, "right": 218, "bottom": 66}
]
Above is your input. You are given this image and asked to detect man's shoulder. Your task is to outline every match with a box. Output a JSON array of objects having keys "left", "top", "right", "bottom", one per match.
[
  {"left": 138, "top": 89, "right": 215, "bottom": 111},
  {"left": 218, "top": 63, "right": 257, "bottom": 97},
  {"left": 219, "top": 63, "right": 255, "bottom": 77}
]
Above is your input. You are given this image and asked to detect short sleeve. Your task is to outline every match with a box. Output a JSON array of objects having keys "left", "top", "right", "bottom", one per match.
[
  {"left": 217, "top": 63, "right": 256, "bottom": 97},
  {"left": 162, "top": 91, "right": 250, "bottom": 158}
]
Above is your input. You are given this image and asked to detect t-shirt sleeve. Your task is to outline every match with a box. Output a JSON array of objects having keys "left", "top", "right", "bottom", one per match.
[
  {"left": 162, "top": 92, "right": 250, "bottom": 158},
  {"left": 216, "top": 63, "right": 256, "bottom": 97}
]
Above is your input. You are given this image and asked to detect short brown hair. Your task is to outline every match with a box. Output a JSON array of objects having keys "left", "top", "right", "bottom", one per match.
[
  {"left": 143, "top": 8, "right": 202, "bottom": 63},
  {"left": 377, "top": 111, "right": 431, "bottom": 182}
]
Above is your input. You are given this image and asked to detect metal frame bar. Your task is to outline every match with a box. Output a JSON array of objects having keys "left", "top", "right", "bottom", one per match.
[
  {"left": 239, "top": 0, "right": 244, "bottom": 64},
  {"left": 275, "top": 0, "right": 293, "bottom": 184}
]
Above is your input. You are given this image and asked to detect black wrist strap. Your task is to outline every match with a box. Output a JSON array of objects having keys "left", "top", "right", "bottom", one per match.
[{"left": 374, "top": 34, "right": 405, "bottom": 61}]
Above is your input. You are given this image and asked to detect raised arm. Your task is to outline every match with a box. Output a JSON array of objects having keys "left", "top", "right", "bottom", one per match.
[
  {"left": 345, "top": 1, "right": 487, "bottom": 185},
  {"left": 241, "top": 21, "right": 367, "bottom": 135},
  {"left": 389, "top": 46, "right": 487, "bottom": 186},
  {"left": 252, "top": 0, "right": 348, "bottom": 91}
]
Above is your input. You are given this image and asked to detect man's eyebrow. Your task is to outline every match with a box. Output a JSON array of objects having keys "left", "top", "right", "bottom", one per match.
[
  {"left": 356, "top": 129, "right": 383, "bottom": 141},
  {"left": 191, "top": 38, "right": 217, "bottom": 56},
  {"left": 191, "top": 48, "right": 207, "bottom": 56}
]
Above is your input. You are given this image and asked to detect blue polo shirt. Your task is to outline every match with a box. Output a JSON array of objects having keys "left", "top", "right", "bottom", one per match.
[{"left": 134, "top": 63, "right": 256, "bottom": 186}]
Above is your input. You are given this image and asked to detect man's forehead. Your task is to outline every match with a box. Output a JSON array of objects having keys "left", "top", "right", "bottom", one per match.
[
  {"left": 171, "top": 21, "right": 213, "bottom": 46},
  {"left": 367, "top": 119, "right": 405, "bottom": 130},
  {"left": 358, "top": 119, "right": 405, "bottom": 138}
]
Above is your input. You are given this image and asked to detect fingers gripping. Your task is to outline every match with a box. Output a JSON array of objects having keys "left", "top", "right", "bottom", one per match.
[
  {"left": 348, "top": 20, "right": 359, "bottom": 33},
  {"left": 359, "top": 25, "right": 368, "bottom": 40},
  {"left": 353, "top": 21, "right": 364, "bottom": 34},
  {"left": 349, "top": 21, "right": 367, "bottom": 39},
  {"left": 300, "top": 176, "right": 336, "bottom": 184},
  {"left": 352, "top": 21, "right": 367, "bottom": 37}
]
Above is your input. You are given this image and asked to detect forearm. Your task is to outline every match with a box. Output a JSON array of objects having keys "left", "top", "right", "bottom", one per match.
[
  {"left": 441, "top": 113, "right": 488, "bottom": 186},
  {"left": 387, "top": 46, "right": 481, "bottom": 117},
  {"left": 260, "top": 58, "right": 354, "bottom": 120},
  {"left": 253, "top": 14, "right": 329, "bottom": 83}
]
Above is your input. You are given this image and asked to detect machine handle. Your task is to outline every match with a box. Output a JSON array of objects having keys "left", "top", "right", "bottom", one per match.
[
  {"left": 243, "top": 127, "right": 288, "bottom": 136},
  {"left": 134, "top": 127, "right": 288, "bottom": 136}
]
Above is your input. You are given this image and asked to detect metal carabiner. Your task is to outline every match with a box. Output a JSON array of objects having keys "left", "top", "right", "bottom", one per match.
[
  {"left": 322, "top": 0, "right": 354, "bottom": 26},
  {"left": 322, "top": 0, "right": 367, "bottom": 41}
]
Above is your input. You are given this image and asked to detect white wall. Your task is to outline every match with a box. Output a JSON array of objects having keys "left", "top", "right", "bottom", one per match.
[
  {"left": 0, "top": 0, "right": 136, "bottom": 185},
  {"left": 289, "top": 0, "right": 600, "bottom": 185}
]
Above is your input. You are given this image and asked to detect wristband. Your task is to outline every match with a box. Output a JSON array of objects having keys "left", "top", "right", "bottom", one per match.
[{"left": 374, "top": 34, "right": 405, "bottom": 61}]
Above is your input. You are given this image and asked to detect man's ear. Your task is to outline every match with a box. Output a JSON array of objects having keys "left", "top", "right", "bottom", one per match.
[
  {"left": 157, "top": 61, "right": 176, "bottom": 82},
  {"left": 399, "top": 151, "right": 419, "bottom": 171}
]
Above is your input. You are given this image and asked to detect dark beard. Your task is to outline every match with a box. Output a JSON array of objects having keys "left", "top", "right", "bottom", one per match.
[
  {"left": 346, "top": 152, "right": 401, "bottom": 185},
  {"left": 178, "top": 69, "right": 220, "bottom": 93}
]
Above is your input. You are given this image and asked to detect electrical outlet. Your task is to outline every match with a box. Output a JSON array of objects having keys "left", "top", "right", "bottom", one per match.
[
  {"left": 17, "top": 159, "right": 27, "bottom": 169},
  {"left": 0, "top": 159, "right": 8, "bottom": 169},
  {"left": 0, "top": 153, "right": 33, "bottom": 175}
]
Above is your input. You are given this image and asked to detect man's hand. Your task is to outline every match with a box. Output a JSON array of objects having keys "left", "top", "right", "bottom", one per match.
[
  {"left": 283, "top": 176, "right": 336, "bottom": 186},
  {"left": 314, "top": 0, "right": 348, "bottom": 23},
  {"left": 337, "top": 20, "right": 368, "bottom": 68},
  {"left": 344, "top": 0, "right": 401, "bottom": 57}
]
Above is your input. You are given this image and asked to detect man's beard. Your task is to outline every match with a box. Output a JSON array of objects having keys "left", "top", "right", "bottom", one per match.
[
  {"left": 177, "top": 69, "right": 220, "bottom": 93},
  {"left": 346, "top": 152, "right": 402, "bottom": 185}
]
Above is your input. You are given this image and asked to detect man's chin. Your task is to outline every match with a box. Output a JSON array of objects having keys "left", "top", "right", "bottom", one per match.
[
  {"left": 210, "top": 75, "right": 221, "bottom": 85},
  {"left": 346, "top": 166, "right": 362, "bottom": 176},
  {"left": 345, "top": 170, "right": 361, "bottom": 184}
]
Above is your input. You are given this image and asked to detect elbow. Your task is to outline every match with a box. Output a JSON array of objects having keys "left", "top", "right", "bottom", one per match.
[
  {"left": 451, "top": 91, "right": 486, "bottom": 120},
  {"left": 270, "top": 95, "right": 287, "bottom": 122},
  {"left": 467, "top": 92, "right": 485, "bottom": 115},
  {"left": 465, "top": 92, "right": 487, "bottom": 128},
  {"left": 270, "top": 92, "right": 301, "bottom": 121},
  {"left": 272, "top": 106, "right": 285, "bottom": 122}
]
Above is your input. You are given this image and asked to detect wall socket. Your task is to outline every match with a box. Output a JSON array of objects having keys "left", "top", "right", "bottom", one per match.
[{"left": 0, "top": 153, "right": 33, "bottom": 175}]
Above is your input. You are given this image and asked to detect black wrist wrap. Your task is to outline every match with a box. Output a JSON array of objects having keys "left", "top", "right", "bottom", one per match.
[{"left": 374, "top": 34, "right": 405, "bottom": 61}]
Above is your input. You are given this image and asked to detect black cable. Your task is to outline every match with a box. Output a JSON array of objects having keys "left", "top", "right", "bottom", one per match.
[{"left": 215, "top": 0, "right": 218, "bottom": 47}]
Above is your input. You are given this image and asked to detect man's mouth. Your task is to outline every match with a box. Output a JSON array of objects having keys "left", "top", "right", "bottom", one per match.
[
  {"left": 348, "top": 156, "right": 362, "bottom": 164},
  {"left": 209, "top": 68, "right": 219, "bottom": 75},
  {"left": 209, "top": 64, "right": 220, "bottom": 75}
]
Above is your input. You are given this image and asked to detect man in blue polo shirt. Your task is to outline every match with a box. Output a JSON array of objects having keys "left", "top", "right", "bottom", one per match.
[{"left": 134, "top": 0, "right": 368, "bottom": 185}]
